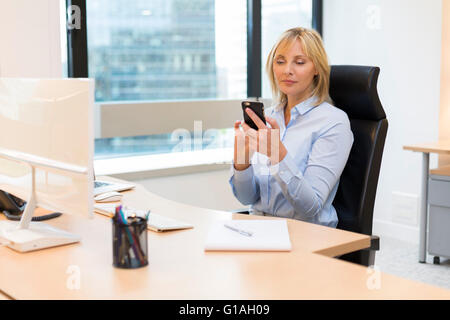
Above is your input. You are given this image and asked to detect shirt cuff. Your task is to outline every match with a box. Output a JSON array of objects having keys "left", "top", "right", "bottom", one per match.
[
  {"left": 230, "top": 162, "right": 255, "bottom": 182},
  {"left": 269, "top": 152, "right": 301, "bottom": 184}
]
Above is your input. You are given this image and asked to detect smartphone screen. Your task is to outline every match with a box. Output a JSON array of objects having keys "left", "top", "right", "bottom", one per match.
[{"left": 241, "top": 101, "right": 266, "bottom": 130}]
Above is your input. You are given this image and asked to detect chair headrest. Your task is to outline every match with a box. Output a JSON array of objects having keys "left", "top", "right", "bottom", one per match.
[{"left": 330, "top": 65, "right": 386, "bottom": 121}]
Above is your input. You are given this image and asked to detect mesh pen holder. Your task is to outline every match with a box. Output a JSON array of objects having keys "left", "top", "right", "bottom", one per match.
[{"left": 113, "top": 215, "right": 148, "bottom": 269}]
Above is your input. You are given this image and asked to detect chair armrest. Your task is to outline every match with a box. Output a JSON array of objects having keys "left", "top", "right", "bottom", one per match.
[
  {"left": 361, "top": 235, "right": 379, "bottom": 252},
  {"left": 338, "top": 235, "right": 380, "bottom": 266},
  {"left": 370, "top": 235, "right": 380, "bottom": 251}
]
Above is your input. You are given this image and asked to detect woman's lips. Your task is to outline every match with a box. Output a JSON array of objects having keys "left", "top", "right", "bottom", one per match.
[{"left": 281, "top": 80, "right": 297, "bottom": 84}]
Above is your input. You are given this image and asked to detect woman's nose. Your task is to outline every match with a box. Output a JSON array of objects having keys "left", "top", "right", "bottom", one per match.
[{"left": 283, "top": 63, "right": 293, "bottom": 75}]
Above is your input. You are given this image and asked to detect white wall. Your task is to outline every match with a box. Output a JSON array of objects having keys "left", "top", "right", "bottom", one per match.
[
  {"left": 323, "top": 0, "right": 442, "bottom": 243},
  {"left": 0, "top": 0, "right": 62, "bottom": 78},
  {"left": 439, "top": 0, "right": 450, "bottom": 166}
]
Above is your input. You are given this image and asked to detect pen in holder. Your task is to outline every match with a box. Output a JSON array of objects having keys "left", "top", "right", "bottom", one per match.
[{"left": 112, "top": 205, "right": 148, "bottom": 269}]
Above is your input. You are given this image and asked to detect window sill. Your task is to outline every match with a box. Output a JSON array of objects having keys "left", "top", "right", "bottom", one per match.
[{"left": 94, "top": 148, "right": 233, "bottom": 180}]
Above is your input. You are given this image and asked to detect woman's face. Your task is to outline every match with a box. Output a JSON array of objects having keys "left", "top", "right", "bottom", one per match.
[{"left": 273, "top": 39, "right": 317, "bottom": 104}]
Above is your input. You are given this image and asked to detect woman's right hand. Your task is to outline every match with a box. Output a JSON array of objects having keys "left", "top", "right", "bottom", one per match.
[{"left": 233, "top": 120, "right": 252, "bottom": 171}]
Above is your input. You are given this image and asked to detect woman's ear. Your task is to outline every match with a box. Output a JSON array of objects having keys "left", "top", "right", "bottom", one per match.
[{"left": 312, "top": 65, "right": 319, "bottom": 76}]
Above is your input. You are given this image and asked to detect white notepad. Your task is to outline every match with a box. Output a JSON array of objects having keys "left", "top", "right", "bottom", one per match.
[{"left": 204, "top": 220, "right": 292, "bottom": 251}]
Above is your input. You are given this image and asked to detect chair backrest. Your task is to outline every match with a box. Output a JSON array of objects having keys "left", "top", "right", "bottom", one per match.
[{"left": 330, "top": 65, "right": 388, "bottom": 236}]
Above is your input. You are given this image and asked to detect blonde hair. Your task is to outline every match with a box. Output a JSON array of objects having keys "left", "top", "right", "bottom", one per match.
[{"left": 266, "top": 27, "right": 331, "bottom": 108}]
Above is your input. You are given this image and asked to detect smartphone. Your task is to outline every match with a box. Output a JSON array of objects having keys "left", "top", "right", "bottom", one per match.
[{"left": 241, "top": 101, "right": 266, "bottom": 130}]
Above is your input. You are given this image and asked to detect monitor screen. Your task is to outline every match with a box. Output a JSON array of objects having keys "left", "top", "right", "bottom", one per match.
[{"left": 0, "top": 78, "right": 94, "bottom": 218}]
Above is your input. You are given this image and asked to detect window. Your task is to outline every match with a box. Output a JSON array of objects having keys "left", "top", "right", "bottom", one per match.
[
  {"left": 95, "top": 128, "right": 234, "bottom": 160},
  {"left": 261, "top": 0, "right": 314, "bottom": 98},
  {"left": 65, "top": 1, "right": 321, "bottom": 162},
  {"left": 86, "top": 0, "right": 247, "bottom": 102}
]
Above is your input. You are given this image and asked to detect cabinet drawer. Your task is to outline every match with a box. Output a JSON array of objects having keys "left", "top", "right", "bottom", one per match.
[
  {"left": 428, "top": 205, "right": 450, "bottom": 258},
  {"left": 428, "top": 178, "right": 450, "bottom": 207}
]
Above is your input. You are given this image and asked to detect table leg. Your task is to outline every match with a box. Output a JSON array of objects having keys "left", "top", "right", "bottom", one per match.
[{"left": 419, "top": 152, "right": 429, "bottom": 263}]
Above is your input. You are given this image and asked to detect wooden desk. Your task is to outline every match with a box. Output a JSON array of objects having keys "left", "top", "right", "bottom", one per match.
[
  {"left": 0, "top": 179, "right": 449, "bottom": 299},
  {"left": 404, "top": 140, "right": 450, "bottom": 263},
  {"left": 430, "top": 164, "right": 450, "bottom": 176}
]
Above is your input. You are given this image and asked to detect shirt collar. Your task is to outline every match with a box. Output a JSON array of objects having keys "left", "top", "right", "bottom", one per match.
[
  {"left": 292, "top": 95, "right": 318, "bottom": 116},
  {"left": 274, "top": 95, "right": 318, "bottom": 116}
]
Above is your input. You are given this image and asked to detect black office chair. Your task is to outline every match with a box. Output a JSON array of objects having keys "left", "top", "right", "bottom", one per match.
[{"left": 330, "top": 65, "right": 388, "bottom": 267}]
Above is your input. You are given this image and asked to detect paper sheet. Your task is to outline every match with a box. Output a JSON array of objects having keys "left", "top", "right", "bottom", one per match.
[{"left": 204, "top": 219, "right": 292, "bottom": 251}]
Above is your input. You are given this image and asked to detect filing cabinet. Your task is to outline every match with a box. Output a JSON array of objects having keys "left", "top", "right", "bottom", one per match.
[{"left": 428, "top": 171, "right": 450, "bottom": 264}]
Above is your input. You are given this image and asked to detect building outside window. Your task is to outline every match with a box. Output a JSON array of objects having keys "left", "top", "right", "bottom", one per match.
[{"left": 86, "top": 0, "right": 247, "bottom": 102}]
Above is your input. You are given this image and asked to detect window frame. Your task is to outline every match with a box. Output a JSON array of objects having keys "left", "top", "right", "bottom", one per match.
[
  {"left": 65, "top": 0, "right": 322, "bottom": 173},
  {"left": 66, "top": 0, "right": 322, "bottom": 143},
  {"left": 66, "top": 0, "right": 88, "bottom": 77},
  {"left": 66, "top": 0, "right": 323, "bottom": 95}
]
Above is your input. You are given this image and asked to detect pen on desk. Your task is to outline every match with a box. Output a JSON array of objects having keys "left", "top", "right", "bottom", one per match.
[{"left": 224, "top": 223, "right": 253, "bottom": 237}]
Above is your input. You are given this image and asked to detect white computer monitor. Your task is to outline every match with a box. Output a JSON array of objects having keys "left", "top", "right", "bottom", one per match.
[{"left": 0, "top": 78, "right": 94, "bottom": 252}]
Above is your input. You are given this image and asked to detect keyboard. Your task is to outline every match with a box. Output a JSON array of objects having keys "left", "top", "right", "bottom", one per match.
[
  {"left": 146, "top": 214, "right": 194, "bottom": 232},
  {"left": 93, "top": 203, "right": 193, "bottom": 232},
  {"left": 94, "top": 181, "right": 111, "bottom": 188},
  {"left": 94, "top": 179, "right": 136, "bottom": 196}
]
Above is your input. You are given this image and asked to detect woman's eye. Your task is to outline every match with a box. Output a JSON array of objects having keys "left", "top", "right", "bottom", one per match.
[
  {"left": 296, "top": 61, "right": 305, "bottom": 65},
  {"left": 276, "top": 60, "right": 285, "bottom": 64}
]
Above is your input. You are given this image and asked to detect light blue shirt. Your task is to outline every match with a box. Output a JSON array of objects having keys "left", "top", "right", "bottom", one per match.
[{"left": 229, "top": 96, "right": 354, "bottom": 228}]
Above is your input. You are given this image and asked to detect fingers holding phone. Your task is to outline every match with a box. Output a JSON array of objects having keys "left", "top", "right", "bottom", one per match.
[
  {"left": 239, "top": 102, "right": 287, "bottom": 165},
  {"left": 234, "top": 101, "right": 265, "bottom": 171},
  {"left": 241, "top": 101, "right": 266, "bottom": 130},
  {"left": 233, "top": 120, "right": 253, "bottom": 171},
  {"left": 234, "top": 101, "right": 286, "bottom": 170}
]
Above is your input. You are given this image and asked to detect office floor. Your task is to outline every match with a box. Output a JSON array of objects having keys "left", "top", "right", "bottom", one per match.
[{"left": 375, "top": 236, "right": 450, "bottom": 291}]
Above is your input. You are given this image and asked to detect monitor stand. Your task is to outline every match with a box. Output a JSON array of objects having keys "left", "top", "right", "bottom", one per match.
[
  {"left": 0, "top": 165, "right": 80, "bottom": 252},
  {"left": 0, "top": 221, "right": 81, "bottom": 252}
]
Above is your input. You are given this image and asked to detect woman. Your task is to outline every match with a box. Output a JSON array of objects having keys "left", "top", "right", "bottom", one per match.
[{"left": 229, "top": 27, "right": 353, "bottom": 228}]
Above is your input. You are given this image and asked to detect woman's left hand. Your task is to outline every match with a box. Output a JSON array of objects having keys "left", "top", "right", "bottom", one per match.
[{"left": 242, "top": 108, "right": 287, "bottom": 165}]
